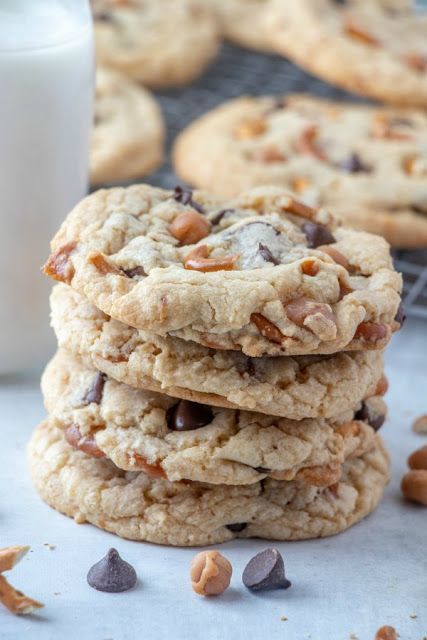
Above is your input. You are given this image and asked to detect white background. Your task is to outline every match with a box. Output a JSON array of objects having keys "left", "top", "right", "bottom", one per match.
[{"left": 0, "top": 318, "right": 426, "bottom": 640}]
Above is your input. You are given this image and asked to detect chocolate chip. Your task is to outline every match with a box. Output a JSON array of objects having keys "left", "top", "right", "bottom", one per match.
[
  {"left": 226, "top": 523, "right": 247, "bottom": 532},
  {"left": 302, "top": 222, "right": 336, "bottom": 248},
  {"left": 94, "top": 11, "right": 113, "bottom": 22},
  {"left": 254, "top": 466, "right": 271, "bottom": 473},
  {"left": 242, "top": 548, "right": 291, "bottom": 592},
  {"left": 83, "top": 372, "right": 106, "bottom": 406},
  {"left": 258, "top": 243, "right": 280, "bottom": 265},
  {"left": 123, "top": 266, "right": 147, "bottom": 278},
  {"left": 173, "top": 186, "right": 205, "bottom": 215},
  {"left": 210, "top": 208, "right": 234, "bottom": 226},
  {"left": 355, "top": 402, "right": 385, "bottom": 431},
  {"left": 166, "top": 400, "right": 214, "bottom": 431},
  {"left": 394, "top": 302, "right": 406, "bottom": 326},
  {"left": 87, "top": 549, "right": 137, "bottom": 593},
  {"left": 338, "top": 152, "right": 371, "bottom": 173},
  {"left": 411, "top": 202, "right": 427, "bottom": 214}
]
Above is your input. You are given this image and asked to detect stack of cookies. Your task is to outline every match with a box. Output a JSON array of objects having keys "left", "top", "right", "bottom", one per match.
[{"left": 29, "top": 184, "right": 403, "bottom": 546}]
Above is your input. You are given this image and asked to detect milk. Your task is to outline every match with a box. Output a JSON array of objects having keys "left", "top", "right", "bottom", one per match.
[{"left": 0, "top": 0, "right": 94, "bottom": 374}]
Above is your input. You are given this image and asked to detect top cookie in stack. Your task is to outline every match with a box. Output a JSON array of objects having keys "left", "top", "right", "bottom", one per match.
[{"left": 43, "top": 184, "right": 402, "bottom": 359}]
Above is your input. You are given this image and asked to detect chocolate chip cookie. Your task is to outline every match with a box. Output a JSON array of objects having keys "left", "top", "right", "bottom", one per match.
[
  {"left": 42, "top": 349, "right": 386, "bottom": 485},
  {"left": 92, "top": 0, "right": 220, "bottom": 88},
  {"left": 173, "top": 94, "right": 427, "bottom": 248},
  {"left": 269, "top": 0, "right": 427, "bottom": 107},
  {"left": 91, "top": 68, "right": 165, "bottom": 186},
  {"left": 43, "top": 184, "right": 402, "bottom": 357},
  {"left": 28, "top": 420, "right": 390, "bottom": 546}
]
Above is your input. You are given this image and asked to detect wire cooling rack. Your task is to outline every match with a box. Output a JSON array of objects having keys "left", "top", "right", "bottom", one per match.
[{"left": 147, "top": 43, "right": 427, "bottom": 320}]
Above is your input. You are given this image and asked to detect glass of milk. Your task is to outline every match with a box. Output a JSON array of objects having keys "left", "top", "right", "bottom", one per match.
[{"left": 0, "top": 0, "right": 94, "bottom": 375}]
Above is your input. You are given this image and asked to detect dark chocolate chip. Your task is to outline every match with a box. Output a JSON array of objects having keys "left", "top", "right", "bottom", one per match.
[
  {"left": 173, "top": 186, "right": 205, "bottom": 215},
  {"left": 411, "top": 202, "right": 427, "bottom": 214},
  {"left": 166, "top": 400, "right": 214, "bottom": 431},
  {"left": 254, "top": 466, "right": 272, "bottom": 473},
  {"left": 83, "top": 372, "right": 106, "bottom": 406},
  {"left": 355, "top": 402, "right": 385, "bottom": 431},
  {"left": 226, "top": 523, "right": 247, "bottom": 533},
  {"left": 258, "top": 243, "right": 280, "bottom": 265},
  {"left": 242, "top": 548, "right": 291, "bottom": 592},
  {"left": 94, "top": 11, "right": 113, "bottom": 22},
  {"left": 123, "top": 266, "right": 147, "bottom": 278},
  {"left": 394, "top": 302, "right": 406, "bottom": 326},
  {"left": 302, "top": 222, "right": 336, "bottom": 248},
  {"left": 210, "top": 208, "right": 234, "bottom": 226},
  {"left": 87, "top": 549, "right": 137, "bottom": 593},
  {"left": 338, "top": 152, "right": 371, "bottom": 174}
]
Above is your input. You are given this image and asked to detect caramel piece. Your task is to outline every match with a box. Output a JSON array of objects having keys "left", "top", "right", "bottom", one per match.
[
  {"left": 285, "top": 297, "right": 334, "bottom": 328},
  {"left": 408, "top": 445, "right": 427, "bottom": 471},
  {"left": 191, "top": 551, "right": 232, "bottom": 596},
  {"left": 372, "top": 114, "right": 413, "bottom": 141},
  {"left": 401, "top": 470, "right": 427, "bottom": 505},
  {"left": 233, "top": 117, "right": 267, "bottom": 139},
  {"left": 64, "top": 424, "right": 105, "bottom": 459},
  {"left": 250, "top": 313, "right": 284, "bottom": 344},
  {"left": 131, "top": 454, "right": 166, "bottom": 479},
  {"left": 403, "top": 52, "right": 427, "bottom": 72},
  {"left": 294, "top": 124, "right": 326, "bottom": 160},
  {"left": 412, "top": 414, "right": 427, "bottom": 434},
  {"left": 374, "top": 375, "right": 389, "bottom": 396},
  {"left": 170, "top": 210, "right": 210, "bottom": 245},
  {"left": 42, "top": 241, "right": 77, "bottom": 284},
  {"left": 89, "top": 253, "right": 124, "bottom": 276},
  {"left": 301, "top": 258, "right": 320, "bottom": 277},
  {"left": 344, "top": 18, "right": 379, "bottom": 46},
  {"left": 291, "top": 176, "right": 311, "bottom": 193},
  {"left": 375, "top": 626, "right": 399, "bottom": 640},
  {"left": 354, "top": 321, "right": 387, "bottom": 343},
  {"left": 296, "top": 464, "right": 341, "bottom": 487},
  {"left": 251, "top": 146, "right": 286, "bottom": 163}
]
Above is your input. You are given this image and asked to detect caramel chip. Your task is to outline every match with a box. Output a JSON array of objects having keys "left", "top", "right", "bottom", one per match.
[{"left": 42, "top": 241, "right": 77, "bottom": 284}]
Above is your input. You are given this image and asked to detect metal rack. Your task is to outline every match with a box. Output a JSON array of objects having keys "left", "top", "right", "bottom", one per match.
[{"left": 148, "top": 43, "right": 427, "bottom": 320}]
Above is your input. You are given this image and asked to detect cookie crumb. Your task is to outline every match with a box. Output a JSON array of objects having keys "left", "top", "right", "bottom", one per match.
[
  {"left": 280, "top": 616, "right": 288, "bottom": 621},
  {"left": 409, "top": 613, "right": 417, "bottom": 619}
]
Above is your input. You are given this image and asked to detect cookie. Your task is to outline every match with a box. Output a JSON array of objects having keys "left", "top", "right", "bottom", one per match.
[
  {"left": 43, "top": 184, "right": 402, "bottom": 358},
  {"left": 91, "top": 0, "right": 220, "bottom": 88},
  {"left": 51, "top": 284, "right": 386, "bottom": 419},
  {"left": 28, "top": 421, "right": 390, "bottom": 546},
  {"left": 268, "top": 0, "right": 427, "bottom": 107},
  {"left": 209, "top": 0, "right": 277, "bottom": 52},
  {"left": 41, "top": 349, "right": 386, "bottom": 485},
  {"left": 91, "top": 68, "right": 165, "bottom": 186},
  {"left": 173, "top": 94, "right": 427, "bottom": 248}
]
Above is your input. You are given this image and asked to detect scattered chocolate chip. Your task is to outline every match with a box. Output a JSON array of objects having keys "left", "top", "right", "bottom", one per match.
[
  {"left": 166, "top": 400, "right": 214, "bottom": 431},
  {"left": 94, "top": 11, "right": 113, "bottom": 22},
  {"left": 173, "top": 186, "right": 205, "bottom": 215},
  {"left": 354, "top": 402, "right": 385, "bottom": 431},
  {"left": 87, "top": 549, "right": 137, "bottom": 593},
  {"left": 210, "top": 208, "right": 234, "bottom": 226},
  {"left": 83, "top": 372, "right": 106, "bottom": 406},
  {"left": 338, "top": 152, "right": 371, "bottom": 173},
  {"left": 394, "top": 302, "right": 406, "bottom": 326},
  {"left": 254, "top": 466, "right": 272, "bottom": 473},
  {"left": 226, "top": 523, "right": 247, "bottom": 532},
  {"left": 257, "top": 243, "right": 280, "bottom": 265},
  {"left": 123, "top": 266, "right": 147, "bottom": 278},
  {"left": 302, "top": 222, "right": 335, "bottom": 248},
  {"left": 411, "top": 202, "right": 427, "bottom": 214},
  {"left": 242, "top": 548, "right": 291, "bottom": 592}
]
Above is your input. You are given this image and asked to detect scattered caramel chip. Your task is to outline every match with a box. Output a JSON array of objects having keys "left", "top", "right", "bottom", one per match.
[
  {"left": 89, "top": 253, "right": 124, "bottom": 276},
  {"left": 191, "top": 551, "right": 232, "bottom": 596},
  {"left": 301, "top": 258, "right": 320, "bottom": 277},
  {"left": 336, "top": 421, "right": 360, "bottom": 439},
  {"left": 408, "top": 445, "right": 427, "bottom": 471},
  {"left": 402, "top": 52, "right": 427, "bottom": 72},
  {"left": 0, "top": 576, "right": 44, "bottom": 616},
  {"left": 184, "top": 245, "right": 239, "bottom": 272},
  {"left": 64, "top": 424, "right": 106, "bottom": 459},
  {"left": 291, "top": 176, "right": 311, "bottom": 193},
  {"left": 295, "top": 463, "right": 341, "bottom": 487},
  {"left": 372, "top": 114, "right": 413, "bottom": 141},
  {"left": 251, "top": 146, "right": 286, "bottom": 163},
  {"left": 250, "top": 313, "right": 284, "bottom": 344},
  {"left": 354, "top": 321, "right": 387, "bottom": 343},
  {"left": 233, "top": 117, "right": 267, "bottom": 139},
  {"left": 131, "top": 454, "right": 166, "bottom": 479},
  {"left": 0, "top": 546, "right": 30, "bottom": 574},
  {"left": 42, "top": 241, "right": 77, "bottom": 284},
  {"left": 375, "top": 625, "right": 399, "bottom": 640},
  {"left": 170, "top": 210, "right": 210, "bottom": 245},
  {"left": 374, "top": 375, "right": 389, "bottom": 397},
  {"left": 285, "top": 297, "right": 334, "bottom": 329},
  {"left": 294, "top": 124, "right": 326, "bottom": 160},
  {"left": 412, "top": 414, "right": 427, "bottom": 434},
  {"left": 401, "top": 470, "right": 427, "bottom": 505}
]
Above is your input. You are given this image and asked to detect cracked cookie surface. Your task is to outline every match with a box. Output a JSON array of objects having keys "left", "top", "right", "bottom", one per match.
[
  {"left": 28, "top": 420, "right": 390, "bottom": 546},
  {"left": 91, "top": 68, "right": 164, "bottom": 186},
  {"left": 173, "top": 94, "right": 427, "bottom": 248},
  {"left": 51, "top": 284, "right": 385, "bottom": 419},
  {"left": 91, "top": 0, "right": 220, "bottom": 88},
  {"left": 43, "top": 184, "right": 402, "bottom": 357},
  {"left": 268, "top": 0, "right": 427, "bottom": 107},
  {"left": 42, "top": 349, "right": 386, "bottom": 486}
]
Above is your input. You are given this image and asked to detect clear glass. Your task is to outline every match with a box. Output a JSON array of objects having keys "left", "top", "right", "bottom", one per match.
[{"left": 0, "top": 0, "right": 94, "bottom": 375}]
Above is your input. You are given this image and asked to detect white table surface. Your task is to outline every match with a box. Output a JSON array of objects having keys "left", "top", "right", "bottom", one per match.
[{"left": 0, "top": 318, "right": 426, "bottom": 640}]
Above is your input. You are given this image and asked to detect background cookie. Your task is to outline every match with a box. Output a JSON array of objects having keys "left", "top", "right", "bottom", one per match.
[
  {"left": 91, "top": 68, "right": 165, "bottom": 186},
  {"left": 43, "top": 185, "right": 402, "bottom": 357},
  {"left": 268, "top": 0, "right": 427, "bottom": 107},
  {"left": 28, "top": 421, "right": 390, "bottom": 546},
  {"left": 41, "top": 349, "right": 385, "bottom": 485},
  {"left": 51, "top": 284, "right": 386, "bottom": 420},
  {"left": 92, "top": 0, "right": 220, "bottom": 88},
  {"left": 209, "top": 0, "right": 277, "bottom": 52},
  {"left": 173, "top": 94, "right": 427, "bottom": 248}
]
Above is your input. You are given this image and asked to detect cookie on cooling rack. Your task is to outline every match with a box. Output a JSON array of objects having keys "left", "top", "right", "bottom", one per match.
[
  {"left": 173, "top": 94, "right": 427, "bottom": 248},
  {"left": 268, "top": 0, "right": 427, "bottom": 107}
]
